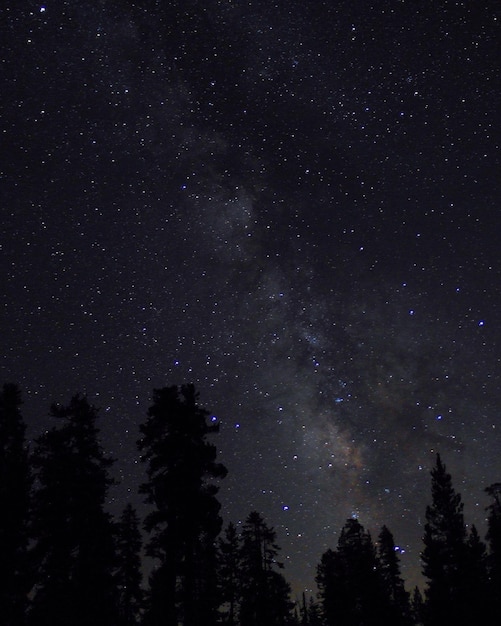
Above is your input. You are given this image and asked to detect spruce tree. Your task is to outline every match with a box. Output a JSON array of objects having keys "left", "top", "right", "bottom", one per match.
[
  {"left": 239, "top": 511, "right": 294, "bottom": 626},
  {"left": 316, "top": 518, "right": 386, "bottom": 626},
  {"left": 485, "top": 483, "right": 501, "bottom": 624},
  {"left": 421, "top": 454, "right": 468, "bottom": 626},
  {"left": 116, "top": 504, "right": 144, "bottom": 626},
  {"left": 377, "top": 525, "right": 411, "bottom": 625},
  {"left": 411, "top": 586, "right": 424, "bottom": 626},
  {"left": 316, "top": 548, "right": 339, "bottom": 626},
  {"left": 306, "top": 596, "right": 322, "bottom": 626},
  {"left": 218, "top": 521, "right": 242, "bottom": 626},
  {"left": 461, "top": 524, "right": 489, "bottom": 625},
  {"left": 299, "top": 592, "right": 308, "bottom": 625},
  {"left": 30, "top": 395, "right": 118, "bottom": 626},
  {"left": 0, "top": 383, "right": 31, "bottom": 626},
  {"left": 138, "top": 384, "right": 227, "bottom": 626}
]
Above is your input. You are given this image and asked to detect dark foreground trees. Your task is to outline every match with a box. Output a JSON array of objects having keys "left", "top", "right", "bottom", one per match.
[
  {"left": 30, "top": 395, "right": 118, "bottom": 626},
  {"left": 315, "top": 456, "right": 496, "bottom": 626},
  {"left": 218, "top": 521, "right": 242, "bottom": 626},
  {"left": 0, "top": 383, "right": 298, "bottom": 625},
  {"left": 138, "top": 384, "right": 227, "bottom": 626},
  {"left": 485, "top": 483, "right": 501, "bottom": 624},
  {"left": 317, "top": 517, "right": 399, "bottom": 626},
  {"left": 420, "top": 454, "right": 490, "bottom": 626},
  {"left": 239, "top": 511, "right": 294, "bottom": 626},
  {"left": 0, "top": 384, "right": 31, "bottom": 626},
  {"left": 421, "top": 453, "right": 467, "bottom": 626},
  {"left": 5, "top": 381, "right": 501, "bottom": 625},
  {"left": 116, "top": 504, "right": 144, "bottom": 626},
  {"left": 377, "top": 525, "right": 412, "bottom": 625},
  {"left": 218, "top": 512, "right": 295, "bottom": 626}
]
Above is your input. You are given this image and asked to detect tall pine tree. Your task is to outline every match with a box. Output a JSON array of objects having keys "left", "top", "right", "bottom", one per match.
[
  {"left": 485, "top": 483, "right": 501, "bottom": 624},
  {"left": 0, "top": 383, "right": 31, "bottom": 626},
  {"left": 239, "top": 511, "right": 294, "bottom": 626},
  {"left": 377, "top": 525, "right": 411, "bottom": 625},
  {"left": 138, "top": 384, "right": 227, "bottom": 626},
  {"left": 411, "top": 586, "right": 424, "bottom": 626},
  {"left": 462, "top": 524, "right": 489, "bottom": 625},
  {"left": 317, "top": 518, "right": 386, "bottom": 626},
  {"left": 218, "top": 521, "right": 243, "bottom": 626},
  {"left": 30, "top": 395, "right": 118, "bottom": 626},
  {"left": 421, "top": 454, "right": 468, "bottom": 626},
  {"left": 306, "top": 596, "right": 322, "bottom": 626},
  {"left": 116, "top": 504, "right": 144, "bottom": 626}
]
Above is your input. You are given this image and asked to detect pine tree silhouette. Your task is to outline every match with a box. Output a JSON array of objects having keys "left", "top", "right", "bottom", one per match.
[
  {"left": 30, "top": 395, "right": 118, "bottom": 626},
  {"left": 116, "top": 504, "right": 144, "bottom": 625},
  {"left": 421, "top": 454, "right": 468, "bottom": 626},
  {"left": 377, "top": 525, "right": 412, "bottom": 625},
  {"left": 317, "top": 518, "right": 387, "bottom": 626},
  {"left": 218, "top": 521, "right": 243, "bottom": 625},
  {"left": 485, "top": 483, "right": 501, "bottom": 624},
  {"left": 0, "top": 384, "right": 31, "bottom": 626},
  {"left": 239, "top": 511, "right": 294, "bottom": 626},
  {"left": 411, "top": 586, "right": 424, "bottom": 625},
  {"left": 138, "top": 384, "right": 227, "bottom": 626}
]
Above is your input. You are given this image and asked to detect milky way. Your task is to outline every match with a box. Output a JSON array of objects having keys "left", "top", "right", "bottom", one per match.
[{"left": 1, "top": 0, "right": 500, "bottom": 593}]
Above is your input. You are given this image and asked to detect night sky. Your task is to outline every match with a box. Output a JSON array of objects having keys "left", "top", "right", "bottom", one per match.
[{"left": 2, "top": 0, "right": 500, "bottom": 595}]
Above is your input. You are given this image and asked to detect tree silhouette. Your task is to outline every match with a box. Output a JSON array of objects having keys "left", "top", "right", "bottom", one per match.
[
  {"left": 0, "top": 383, "right": 31, "bottom": 626},
  {"left": 306, "top": 596, "right": 322, "bottom": 626},
  {"left": 6, "top": 381, "right": 501, "bottom": 625},
  {"left": 116, "top": 504, "right": 144, "bottom": 626},
  {"left": 218, "top": 521, "right": 243, "bottom": 625},
  {"left": 299, "top": 592, "right": 308, "bottom": 625},
  {"left": 30, "top": 395, "right": 118, "bottom": 626},
  {"left": 462, "top": 524, "right": 489, "bottom": 624},
  {"left": 316, "top": 548, "right": 338, "bottom": 626},
  {"left": 239, "top": 511, "right": 294, "bottom": 626},
  {"left": 421, "top": 454, "right": 468, "bottom": 626},
  {"left": 411, "top": 586, "right": 424, "bottom": 626},
  {"left": 138, "top": 384, "right": 227, "bottom": 626},
  {"left": 485, "top": 483, "right": 501, "bottom": 624},
  {"left": 317, "top": 518, "right": 387, "bottom": 626},
  {"left": 377, "top": 525, "right": 411, "bottom": 625}
]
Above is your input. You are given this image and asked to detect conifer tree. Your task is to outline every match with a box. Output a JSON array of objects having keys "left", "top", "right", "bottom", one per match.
[
  {"left": 30, "top": 395, "right": 118, "bottom": 626},
  {"left": 138, "top": 384, "right": 227, "bottom": 626},
  {"left": 411, "top": 586, "right": 424, "bottom": 626},
  {"left": 116, "top": 504, "right": 144, "bottom": 626},
  {"left": 377, "top": 525, "right": 411, "bottom": 625},
  {"left": 316, "top": 518, "right": 386, "bottom": 626},
  {"left": 299, "top": 592, "right": 308, "bottom": 625},
  {"left": 239, "top": 511, "right": 294, "bottom": 626},
  {"left": 421, "top": 454, "right": 468, "bottom": 626},
  {"left": 461, "top": 524, "right": 489, "bottom": 625},
  {"left": 306, "top": 596, "right": 322, "bottom": 626},
  {"left": 485, "top": 483, "right": 501, "bottom": 624},
  {"left": 0, "top": 383, "right": 31, "bottom": 626},
  {"left": 218, "top": 521, "right": 242, "bottom": 625},
  {"left": 297, "top": 592, "right": 321, "bottom": 626},
  {"left": 316, "top": 548, "right": 338, "bottom": 626}
]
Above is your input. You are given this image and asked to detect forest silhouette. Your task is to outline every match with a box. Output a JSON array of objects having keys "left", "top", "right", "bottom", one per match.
[{"left": 0, "top": 382, "right": 499, "bottom": 626}]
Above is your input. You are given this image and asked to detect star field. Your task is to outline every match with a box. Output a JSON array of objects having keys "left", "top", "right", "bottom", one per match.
[{"left": 1, "top": 0, "right": 500, "bottom": 595}]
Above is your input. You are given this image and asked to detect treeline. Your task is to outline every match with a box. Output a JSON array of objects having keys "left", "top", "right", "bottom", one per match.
[{"left": 1, "top": 382, "right": 500, "bottom": 626}]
